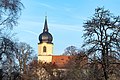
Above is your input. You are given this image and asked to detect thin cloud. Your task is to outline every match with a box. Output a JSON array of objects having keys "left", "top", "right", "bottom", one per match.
[
  {"left": 50, "top": 23, "right": 83, "bottom": 32},
  {"left": 19, "top": 19, "right": 83, "bottom": 32},
  {"left": 39, "top": 3, "right": 55, "bottom": 9},
  {"left": 22, "top": 30, "right": 38, "bottom": 36},
  {"left": 72, "top": 16, "right": 88, "bottom": 20},
  {"left": 64, "top": 7, "right": 73, "bottom": 12}
]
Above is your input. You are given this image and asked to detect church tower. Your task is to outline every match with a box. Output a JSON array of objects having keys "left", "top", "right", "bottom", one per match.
[{"left": 38, "top": 16, "right": 53, "bottom": 62}]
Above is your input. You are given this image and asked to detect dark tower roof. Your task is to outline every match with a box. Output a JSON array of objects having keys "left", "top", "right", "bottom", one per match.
[
  {"left": 43, "top": 16, "right": 48, "bottom": 32},
  {"left": 39, "top": 16, "right": 53, "bottom": 43}
]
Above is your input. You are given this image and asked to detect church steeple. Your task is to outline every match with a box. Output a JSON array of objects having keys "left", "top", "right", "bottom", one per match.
[
  {"left": 38, "top": 16, "right": 53, "bottom": 63},
  {"left": 43, "top": 16, "right": 48, "bottom": 32},
  {"left": 39, "top": 16, "right": 53, "bottom": 43}
]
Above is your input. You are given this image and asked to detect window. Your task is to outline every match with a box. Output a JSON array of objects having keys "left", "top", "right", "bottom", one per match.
[{"left": 43, "top": 46, "right": 46, "bottom": 52}]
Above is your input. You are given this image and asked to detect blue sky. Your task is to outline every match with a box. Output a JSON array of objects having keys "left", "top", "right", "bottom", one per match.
[{"left": 13, "top": 0, "right": 120, "bottom": 55}]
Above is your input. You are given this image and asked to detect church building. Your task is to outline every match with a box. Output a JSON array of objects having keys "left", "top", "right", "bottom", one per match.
[{"left": 38, "top": 16, "right": 70, "bottom": 68}]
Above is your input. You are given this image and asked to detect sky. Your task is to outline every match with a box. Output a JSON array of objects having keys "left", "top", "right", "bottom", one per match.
[{"left": 13, "top": 0, "right": 120, "bottom": 55}]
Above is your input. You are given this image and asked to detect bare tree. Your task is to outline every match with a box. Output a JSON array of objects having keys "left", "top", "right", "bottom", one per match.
[
  {"left": 16, "top": 42, "right": 34, "bottom": 75},
  {"left": 0, "top": 0, "right": 23, "bottom": 29},
  {"left": 62, "top": 46, "right": 88, "bottom": 80},
  {"left": 0, "top": 0, "right": 23, "bottom": 79},
  {"left": 82, "top": 7, "right": 120, "bottom": 80},
  {"left": 63, "top": 46, "right": 78, "bottom": 55},
  {"left": 26, "top": 60, "right": 55, "bottom": 80},
  {"left": 0, "top": 35, "right": 18, "bottom": 80}
]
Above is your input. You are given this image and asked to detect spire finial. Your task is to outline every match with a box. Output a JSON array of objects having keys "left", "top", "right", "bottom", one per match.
[
  {"left": 45, "top": 16, "right": 47, "bottom": 21},
  {"left": 43, "top": 16, "right": 48, "bottom": 32}
]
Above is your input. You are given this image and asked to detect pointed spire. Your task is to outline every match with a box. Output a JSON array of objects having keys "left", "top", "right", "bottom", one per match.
[{"left": 43, "top": 16, "right": 48, "bottom": 32}]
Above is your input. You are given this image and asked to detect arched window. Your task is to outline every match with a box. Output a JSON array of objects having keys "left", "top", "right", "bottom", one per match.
[{"left": 43, "top": 46, "right": 46, "bottom": 52}]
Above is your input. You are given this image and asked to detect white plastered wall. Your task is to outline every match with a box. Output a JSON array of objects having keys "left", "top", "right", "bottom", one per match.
[{"left": 38, "top": 42, "right": 53, "bottom": 62}]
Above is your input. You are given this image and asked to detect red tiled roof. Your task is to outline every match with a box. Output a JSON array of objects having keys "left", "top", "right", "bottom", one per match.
[{"left": 52, "top": 55, "right": 72, "bottom": 68}]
